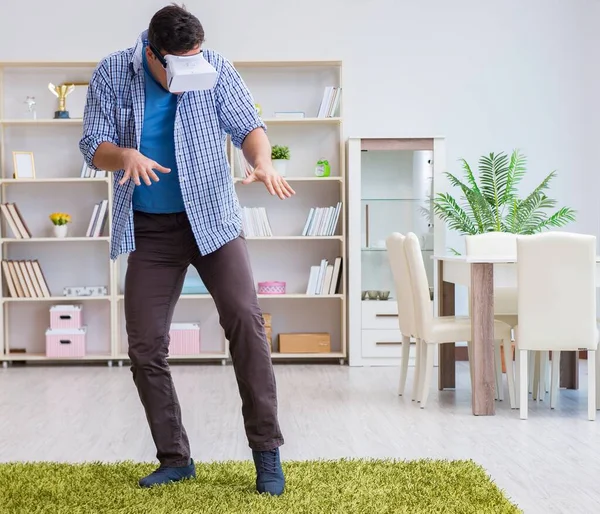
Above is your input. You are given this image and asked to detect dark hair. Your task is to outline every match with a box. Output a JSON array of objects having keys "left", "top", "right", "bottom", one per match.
[{"left": 148, "top": 3, "right": 204, "bottom": 54}]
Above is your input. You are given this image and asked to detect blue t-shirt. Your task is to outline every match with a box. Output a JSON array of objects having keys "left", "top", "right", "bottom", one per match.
[{"left": 132, "top": 48, "right": 185, "bottom": 213}]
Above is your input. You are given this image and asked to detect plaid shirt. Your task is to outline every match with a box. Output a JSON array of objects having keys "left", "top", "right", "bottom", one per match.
[{"left": 79, "top": 30, "right": 265, "bottom": 260}]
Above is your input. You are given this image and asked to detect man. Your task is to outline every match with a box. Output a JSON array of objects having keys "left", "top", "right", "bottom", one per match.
[{"left": 79, "top": 4, "right": 294, "bottom": 496}]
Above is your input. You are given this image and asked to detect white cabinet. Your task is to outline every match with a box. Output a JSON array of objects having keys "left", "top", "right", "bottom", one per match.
[{"left": 347, "top": 137, "right": 447, "bottom": 366}]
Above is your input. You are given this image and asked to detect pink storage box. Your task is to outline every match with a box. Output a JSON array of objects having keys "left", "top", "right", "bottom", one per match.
[
  {"left": 45, "top": 327, "right": 87, "bottom": 358},
  {"left": 169, "top": 323, "right": 201, "bottom": 356},
  {"left": 50, "top": 304, "right": 83, "bottom": 330},
  {"left": 257, "top": 281, "right": 286, "bottom": 295}
]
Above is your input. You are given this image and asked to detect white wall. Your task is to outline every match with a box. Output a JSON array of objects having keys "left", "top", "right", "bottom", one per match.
[
  {"left": 1, "top": 0, "right": 598, "bottom": 293},
  {"left": 1, "top": 0, "right": 597, "bottom": 234}
]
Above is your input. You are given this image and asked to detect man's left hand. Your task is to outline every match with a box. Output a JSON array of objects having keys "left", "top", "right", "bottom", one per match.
[{"left": 242, "top": 162, "right": 295, "bottom": 199}]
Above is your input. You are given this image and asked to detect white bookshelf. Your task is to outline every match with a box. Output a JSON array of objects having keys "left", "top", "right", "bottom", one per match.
[{"left": 0, "top": 59, "right": 346, "bottom": 365}]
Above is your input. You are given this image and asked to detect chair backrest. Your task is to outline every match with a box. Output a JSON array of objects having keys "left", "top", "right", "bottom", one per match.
[
  {"left": 465, "top": 232, "right": 517, "bottom": 260},
  {"left": 516, "top": 232, "right": 597, "bottom": 351},
  {"left": 403, "top": 232, "right": 434, "bottom": 340},
  {"left": 385, "top": 232, "right": 416, "bottom": 337},
  {"left": 465, "top": 232, "right": 518, "bottom": 315}
]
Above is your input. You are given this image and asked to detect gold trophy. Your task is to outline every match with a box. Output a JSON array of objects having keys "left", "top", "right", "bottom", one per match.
[{"left": 48, "top": 83, "right": 75, "bottom": 119}]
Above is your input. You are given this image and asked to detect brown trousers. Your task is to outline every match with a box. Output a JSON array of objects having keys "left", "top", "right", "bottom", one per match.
[{"left": 125, "top": 210, "right": 284, "bottom": 467}]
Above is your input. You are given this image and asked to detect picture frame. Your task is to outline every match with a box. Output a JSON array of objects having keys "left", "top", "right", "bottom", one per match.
[
  {"left": 68, "top": 82, "right": 89, "bottom": 119},
  {"left": 13, "top": 151, "right": 36, "bottom": 179}
]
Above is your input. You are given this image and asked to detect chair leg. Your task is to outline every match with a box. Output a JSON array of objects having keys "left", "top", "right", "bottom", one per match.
[
  {"left": 540, "top": 351, "right": 549, "bottom": 399},
  {"left": 515, "top": 344, "right": 521, "bottom": 409},
  {"left": 589, "top": 350, "right": 596, "bottom": 421},
  {"left": 398, "top": 335, "right": 411, "bottom": 396},
  {"left": 520, "top": 349, "right": 528, "bottom": 420},
  {"left": 596, "top": 347, "right": 600, "bottom": 411},
  {"left": 411, "top": 339, "right": 422, "bottom": 402},
  {"left": 420, "top": 344, "right": 436, "bottom": 409},
  {"left": 529, "top": 351, "right": 536, "bottom": 395},
  {"left": 494, "top": 341, "right": 503, "bottom": 401},
  {"left": 532, "top": 351, "right": 541, "bottom": 401},
  {"left": 550, "top": 350, "right": 560, "bottom": 410},
  {"left": 503, "top": 338, "right": 516, "bottom": 408}
]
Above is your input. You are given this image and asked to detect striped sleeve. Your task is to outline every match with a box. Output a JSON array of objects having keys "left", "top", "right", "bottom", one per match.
[
  {"left": 79, "top": 61, "right": 119, "bottom": 170},
  {"left": 215, "top": 58, "right": 266, "bottom": 148}
]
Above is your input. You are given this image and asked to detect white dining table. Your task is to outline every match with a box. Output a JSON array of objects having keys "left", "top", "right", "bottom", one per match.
[{"left": 434, "top": 255, "right": 600, "bottom": 416}]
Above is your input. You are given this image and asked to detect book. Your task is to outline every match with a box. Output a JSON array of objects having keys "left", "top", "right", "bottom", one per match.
[
  {"left": 2, "top": 259, "right": 51, "bottom": 298},
  {"left": 317, "top": 87, "right": 342, "bottom": 118},
  {"left": 0, "top": 203, "right": 31, "bottom": 239},
  {"left": 86, "top": 200, "right": 109, "bottom": 237},
  {"left": 302, "top": 202, "right": 342, "bottom": 236},
  {"left": 241, "top": 207, "right": 273, "bottom": 237},
  {"left": 80, "top": 161, "right": 107, "bottom": 179},
  {"left": 305, "top": 256, "right": 343, "bottom": 295}
]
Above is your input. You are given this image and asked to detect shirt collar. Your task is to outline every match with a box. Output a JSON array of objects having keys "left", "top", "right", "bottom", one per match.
[{"left": 131, "top": 29, "right": 149, "bottom": 74}]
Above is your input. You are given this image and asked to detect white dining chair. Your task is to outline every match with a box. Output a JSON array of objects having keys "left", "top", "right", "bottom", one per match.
[
  {"left": 403, "top": 232, "right": 513, "bottom": 408},
  {"left": 385, "top": 232, "right": 419, "bottom": 399},
  {"left": 465, "top": 232, "right": 518, "bottom": 407},
  {"left": 514, "top": 232, "right": 597, "bottom": 421}
]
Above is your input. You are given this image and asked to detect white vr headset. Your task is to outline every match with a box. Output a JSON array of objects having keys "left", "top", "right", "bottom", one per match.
[{"left": 151, "top": 45, "right": 218, "bottom": 93}]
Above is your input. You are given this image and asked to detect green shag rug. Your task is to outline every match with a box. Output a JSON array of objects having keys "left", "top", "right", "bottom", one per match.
[{"left": 0, "top": 459, "right": 521, "bottom": 514}]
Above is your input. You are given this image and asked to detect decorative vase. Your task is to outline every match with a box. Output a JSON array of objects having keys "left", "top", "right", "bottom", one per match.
[
  {"left": 272, "top": 159, "right": 288, "bottom": 177},
  {"left": 53, "top": 224, "right": 68, "bottom": 238}
]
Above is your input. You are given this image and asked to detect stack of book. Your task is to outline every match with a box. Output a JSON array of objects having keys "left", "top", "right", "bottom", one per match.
[
  {"left": 233, "top": 148, "right": 253, "bottom": 179},
  {"left": 241, "top": 207, "right": 272, "bottom": 237},
  {"left": 0, "top": 203, "right": 31, "bottom": 238},
  {"left": 317, "top": 86, "right": 342, "bottom": 118},
  {"left": 2, "top": 259, "right": 51, "bottom": 298},
  {"left": 86, "top": 200, "right": 109, "bottom": 237},
  {"left": 80, "top": 162, "right": 107, "bottom": 178},
  {"left": 305, "top": 256, "right": 343, "bottom": 295},
  {"left": 302, "top": 202, "right": 342, "bottom": 236}
]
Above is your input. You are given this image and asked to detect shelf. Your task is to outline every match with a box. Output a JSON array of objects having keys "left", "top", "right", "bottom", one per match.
[
  {"left": 362, "top": 247, "right": 432, "bottom": 252},
  {"left": 263, "top": 117, "right": 341, "bottom": 125},
  {"left": 234, "top": 176, "right": 343, "bottom": 183},
  {"left": 246, "top": 236, "right": 343, "bottom": 241},
  {"left": 0, "top": 118, "right": 83, "bottom": 125},
  {"left": 361, "top": 198, "right": 422, "bottom": 202},
  {"left": 271, "top": 352, "right": 345, "bottom": 360},
  {"left": 3, "top": 296, "right": 110, "bottom": 303},
  {"left": 0, "top": 178, "right": 109, "bottom": 184},
  {"left": 2, "top": 237, "right": 110, "bottom": 243},
  {"left": 0, "top": 117, "right": 341, "bottom": 126},
  {"left": 114, "top": 353, "right": 227, "bottom": 361},
  {"left": 1, "top": 353, "right": 112, "bottom": 361},
  {"left": 233, "top": 60, "right": 342, "bottom": 68},
  {"left": 0, "top": 61, "right": 98, "bottom": 68},
  {"left": 116, "top": 293, "right": 344, "bottom": 301}
]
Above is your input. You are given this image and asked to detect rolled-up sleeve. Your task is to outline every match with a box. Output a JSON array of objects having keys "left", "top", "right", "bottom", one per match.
[
  {"left": 215, "top": 58, "right": 266, "bottom": 149},
  {"left": 79, "top": 61, "right": 119, "bottom": 170}
]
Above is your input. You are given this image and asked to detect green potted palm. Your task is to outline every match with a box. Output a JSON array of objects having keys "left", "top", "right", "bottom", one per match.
[
  {"left": 433, "top": 150, "right": 575, "bottom": 246},
  {"left": 271, "top": 145, "right": 290, "bottom": 177}
]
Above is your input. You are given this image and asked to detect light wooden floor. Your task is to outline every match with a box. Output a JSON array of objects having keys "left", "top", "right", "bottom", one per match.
[{"left": 0, "top": 361, "right": 597, "bottom": 514}]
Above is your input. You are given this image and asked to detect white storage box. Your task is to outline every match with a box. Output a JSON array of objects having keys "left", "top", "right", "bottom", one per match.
[
  {"left": 169, "top": 323, "right": 201, "bottom": 356},
  {"left": 45, "top": 327, "right": 87, "bottom": 358},
  {"left": 50, "top": 304, "right": 83, "bottom": 330}
]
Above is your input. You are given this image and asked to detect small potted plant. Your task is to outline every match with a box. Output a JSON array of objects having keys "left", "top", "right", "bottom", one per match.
[
  {"left": 271, "top": 145, "right": 290, "bottom": 177},
  {"left": 49, "top": 212, "right": 71, "bottom": 238}
]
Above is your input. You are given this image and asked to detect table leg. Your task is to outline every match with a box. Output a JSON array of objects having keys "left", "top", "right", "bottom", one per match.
[
  {"left": 470, "top": 263, "right": 496, "bottom": 415},
  {"left": 560, "top": 352, "right": 579, "bottom": 390},
  {"left": 437, "top": 260, "right": 456, "bottom": 390}
]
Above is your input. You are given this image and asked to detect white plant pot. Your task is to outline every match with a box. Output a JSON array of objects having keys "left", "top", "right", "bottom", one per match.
[
  {"left": 272, "top": 159, "right": 288, "bottom": 177},
  {"left": 53, "top": 224, "right": 68, "bottom": 238}
]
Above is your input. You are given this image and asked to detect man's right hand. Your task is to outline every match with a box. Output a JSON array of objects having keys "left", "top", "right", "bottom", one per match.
[{"left": 119, "top": 148, "right": 171, "bottom": 186}]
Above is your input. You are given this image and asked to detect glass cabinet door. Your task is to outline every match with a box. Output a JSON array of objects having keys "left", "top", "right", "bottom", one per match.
[{"left": 360, "top": 148, "right": 434, "bottom": 300}]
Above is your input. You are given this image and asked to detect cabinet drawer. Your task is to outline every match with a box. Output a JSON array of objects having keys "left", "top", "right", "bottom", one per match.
[
  {"left": 362, "top": 301, "right": 399, "bottom": 330},
  {"left": 362, "top": 329, "right": 406, "bottom": 358}
]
